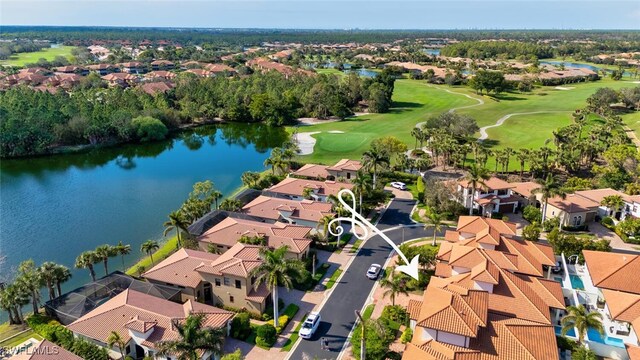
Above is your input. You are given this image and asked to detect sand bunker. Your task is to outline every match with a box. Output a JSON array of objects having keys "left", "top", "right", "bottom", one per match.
[
  {"left": 295, "top": 131, "right": 320, "bottom": 155},
  {"left": 328, "top": 130, "right": 345, "bottom": 134}
]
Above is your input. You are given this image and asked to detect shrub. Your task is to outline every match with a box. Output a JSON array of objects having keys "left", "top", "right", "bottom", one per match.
[
  {"left": 522, "top": 223, "right": 541, "bottom": 241},
  {"left": 262, "top": 298, "right": 285, "bottom": 321},
  {"left": 490, "top": 212, "right": 504, "bottom": 219},
  {"left": 292, "top": 268, "right": 314, "bottom": 291},
  {"left": 222, "top": 306, "right": 262, "bottom": 320},
  {"left": 573, "top": 345, "right": 597, "bottom": 360},
  {"left": 266, "top": 303, "right": 299, "bottom": 333},
  {"left": 556, "top": 335, "right": 578, "bottom": 351},
  {"left": 522, "top": 205, "right": 542, "bottom": 224},
  {"left": 601, "top": 216, "right": 615, "bottom": 230},
  {"left": 543, "top": 217, "right": 560, "bottom": 232},
  {"left": 130, "top": 116, "right": 168, "bottom": 142},
  {"left": 221, "top": 349, "right": 243, "bottom": 360},
  {"left": 400, "top": 328, "right": 413, "bottom": 344},
  {"left": 381, "top": 305, "right": 409, "bottom": 326},
  {"left": 256, "top": 324, "right": 277, "bottom": 347},
  {"left": 230, "top": 312, "right": 252, "bottom": 340}
]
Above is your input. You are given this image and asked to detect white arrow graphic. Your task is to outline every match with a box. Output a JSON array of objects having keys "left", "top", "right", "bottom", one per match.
[{"left": 328, "top": 189, "right": 420, "bottom": 280}]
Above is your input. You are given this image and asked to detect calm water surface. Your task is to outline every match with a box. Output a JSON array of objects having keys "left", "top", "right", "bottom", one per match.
[{"left": 0, "top": 124, "right": 287, "bottom": 312}]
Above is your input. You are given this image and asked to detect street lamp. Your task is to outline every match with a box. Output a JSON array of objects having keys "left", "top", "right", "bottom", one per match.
[{"left": 355, "top": 310, "right": 365, "bottom": 360}]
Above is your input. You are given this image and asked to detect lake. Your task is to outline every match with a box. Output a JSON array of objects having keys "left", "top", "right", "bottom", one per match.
[
  {"left": 0, "top": 123, "right": 287, "bottom": 319},
  {"left": 539, "top": 60, "right": 602, "bottom": 72}
]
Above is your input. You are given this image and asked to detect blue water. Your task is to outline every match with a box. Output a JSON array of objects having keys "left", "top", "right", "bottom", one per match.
[
  {"left": 539, "top": 61, "right": 601, "bottom": 72},
  {"left": 344, "top": 68, "right": 378, "bottom": 78},
  {"left": 587, "top": 327, "right": 625, "bottom": 348},
  {"left": 554, "top": 277, "right": 562, "bottom": 282},
  {"left": 555, "top": 326, "right": 576, "bottom": 337},
  {"left": 570, "top": 275, "right": 585, "bottom": 290},
  {"left": 423, "top": 49, "right": 440, "bottom": 56}
]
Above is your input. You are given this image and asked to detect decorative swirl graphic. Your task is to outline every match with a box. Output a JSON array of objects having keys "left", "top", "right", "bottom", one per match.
[{"left": 325, "top": 189, "right": 421, "bottom": 280}]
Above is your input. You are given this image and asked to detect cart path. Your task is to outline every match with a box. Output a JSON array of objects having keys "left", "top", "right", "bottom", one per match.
[{"left": 477, "top": 110, "right": 569, "bottom": 141}]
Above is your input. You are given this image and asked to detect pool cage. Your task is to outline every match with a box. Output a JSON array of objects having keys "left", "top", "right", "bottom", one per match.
[{"left": 45, "top": 271, "right": 182, "bottom": 325}]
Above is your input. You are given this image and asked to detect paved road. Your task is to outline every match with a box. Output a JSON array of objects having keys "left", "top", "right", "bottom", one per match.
[{"left": 288, "top": 198, "right": 432, "bottom": 360}]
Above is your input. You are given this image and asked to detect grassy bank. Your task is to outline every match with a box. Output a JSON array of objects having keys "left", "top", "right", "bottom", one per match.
[
  {"left": 125, "top": 235, "right": 179, "bottom": 276},
  {"left": 0, "top": 46, "right": 76, "bottom": 67}
]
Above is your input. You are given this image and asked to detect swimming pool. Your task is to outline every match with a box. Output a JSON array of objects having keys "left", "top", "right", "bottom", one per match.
[
  {"left": 570, "top": 274, "right": 585, "bottom": 290},
  {"left": 587, "top": 327, "right": 625, "bottom": 348},
  {"left": 555, "top": 325, "right": 576, "bottom": 337}
]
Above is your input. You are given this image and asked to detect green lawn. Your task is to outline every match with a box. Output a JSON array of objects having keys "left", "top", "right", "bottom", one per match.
[
  {"left": 623, "top": 111, "right": 640, "bottom": 136},
  {"left": 0, "top": 329, "right": 41, "bottom": 348},
  {"left": 0, "top": 46, "right": 76, "bottom": 67},
  {"left": 294, "top": 80, "right": 477, "bottom": 164},
  {"left": 325, "top": 268, "right": 343, "bottom": 289},
  {"left": 125, "top": 235, "right": 179, "bottom": 276},
  {"left": 484, "top": 112, "right": 573, "bottom": 150}
]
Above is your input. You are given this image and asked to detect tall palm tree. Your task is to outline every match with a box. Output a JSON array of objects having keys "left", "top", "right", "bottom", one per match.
[
  {"left": 317, "top": 215, "right": 336, "bottom": 245},
  {"left": 75, "top": 251, "right": 99, "bottom": 282},
  {"left": 352, "top": 172, "right": 373, "bottom": 215},
  {"left": 141, "top": 240, "right": 160, "bottom": 266},
  {"left": 464, "top": 165, "right": 491, "bottom": 216},
  {"left": 52, "top": 264, "right": 71, "bottom": 297},
  {"left": 410, "top": 127, "right": 422, "bottom": 149},
  {"left": 219, "top": 198, "right": 243, "bottom": 212},
  {"left": 516, "top": 149, "right": 530, "bottom": 178},
  {"left": 164, "top": 211, "right": 189, "bottom": 249},
  {"left": 503, "top": 148, "right": 514, "bottom": 173},
  {"left": 601, "top": 195, "right": 624, "bottom": 218},
  {"left": 16, "top": 260, "right": 41, "bottom": 315},
  {"left": 362, "top": 147, "right": 390, "bottom": 189},
  {"left": 0, "top": 283, "right": 29, "bottom": 325},
  {"left": 533, "top": 173, "right": 567, "bottom": 223},
  {"left": 115, "top": 241, "right": 132, "bottom": 271},
  {"left": 264, "top": 147, "right": 289, "bottom": 175},
  {"left": 380, "top": 272, "right": 409, "bottom": 306},
  {"left": 561, "top": 304, "right": 604, "bottom": 344},
  {"left": 250, "top": 246, "right": 305, "bottom": 328},
  {"left": 95, "top": 244, "right": 117, "bottom": 276},
  {"left": 107, "top": 331, "right": 126, "bottom": 360},
  {"left": 38, "top": 262, "right": 59, "bottom": 301},
  {"left": 424, "top": 211, "right": 444, "bottom": 246},
  {"left": 157, "top": 313, "right": 227, "bottom": 360}
]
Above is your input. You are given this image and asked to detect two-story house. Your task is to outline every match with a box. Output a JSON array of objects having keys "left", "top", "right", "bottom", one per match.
[
  {"left": 242, "top": 195, "right": 334, "bottom": 230},
  {"left": 291, "top": 159, "right": 362, "bottom": 181},
  {"left": 266, "top": 177, "right": 354, "bottom": 202},
  {"left": 150, "top": 60, "right": 175, "bottom": 71},
  {"left": 67, "top": 289, "right": 233, "bottom": 360},
  {"left": 457, "top": 177, "right": 520, "bottom": 216},
  {"left": 120, "top": 61, "right": 145, "bottom": 74}
]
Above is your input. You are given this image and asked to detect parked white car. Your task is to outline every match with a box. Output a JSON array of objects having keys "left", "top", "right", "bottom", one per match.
[
  {"left": 390, "top": 181, "right": 407, "bottom": 190},
  {"left": 366, "top": 264, "right": 382, "bottom": 280},
  {"left": 299, "top": 312, "right": 321, "bottom": 339}
]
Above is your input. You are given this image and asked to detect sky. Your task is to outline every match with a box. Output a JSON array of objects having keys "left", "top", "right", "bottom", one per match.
[{"left": 1, "top": 0, "right": 639, "bottom": 30}]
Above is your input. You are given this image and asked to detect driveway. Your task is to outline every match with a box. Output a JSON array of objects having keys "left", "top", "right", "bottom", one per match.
[
  {"left": 589, "top": 222, "right": 640, "bottom": 253},
  {"left": 287, "top": 198, "right": 432, "bottom": 360}
]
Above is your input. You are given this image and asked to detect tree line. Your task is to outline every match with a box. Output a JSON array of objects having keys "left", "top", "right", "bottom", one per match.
[{"left": 0, "top": 70, "right": 395, "bottom": 158}]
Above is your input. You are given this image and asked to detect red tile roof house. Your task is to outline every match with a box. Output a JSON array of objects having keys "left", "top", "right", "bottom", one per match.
[
  {"left": 87, "top": 63, "right": 118, "bottom": 76},
  {"left": 10, "top": 339, "right": 82, "bottom": 360},
  {"left": 101, "top": 73, "right": 138, "bottom": 87},
  {"left": 151, "top": 60, "right": 175, "bottom": 71},
  {"left": 266, "top": 177, "right": 354, "bottom": 202},
  {"left": 457, "top": 177, "right": 520, "bottom": 216},
  {"left": 203, "top": 63, "right": 237, "bottom": 76},
  {"left": 402, "top": 216, "right": 564, "bottom": 360},
  {"left": 54, "top": 65, "right": 89, "bottom": 76},
  {"left": 120, "top": 61, "right": 145, "bottom": 74},
  {"left": 555, "top": 250, "right": 640, "bottom": 360},
  {"left": 140, "top": 81, "right": 176, "bottom": 96},
  {"left": 185, "top": 68, "right": 213, "bottom": 77},
  {"left": 145, "top": 70, "right": 177, "bottom": 81},
  {"left": 66, "top": 289, "right": 233, "bottom": 360},
  {"left": 242, "top": 195, "right": 334, "bottom": 230},
  {"left": 292, "top": 159, "right": 363, "bottom": 182},
  {"left": 142, "top": 246, "right": 271, "bottom": 313},
  {"left": 196, "top": 216, "right": 312, "bottom": 260}
]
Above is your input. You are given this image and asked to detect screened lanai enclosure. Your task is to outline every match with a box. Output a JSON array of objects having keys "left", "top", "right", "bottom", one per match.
[{"left": 45, "top": 271, "right": 182, "bottom": 325}]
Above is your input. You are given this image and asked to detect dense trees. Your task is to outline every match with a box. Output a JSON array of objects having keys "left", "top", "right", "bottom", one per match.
[
  {"left": 0, "top": 70, "right": 393, "bottom": 157},
  {"left": 468, "top": 70, "right": 506, "bottom": 95},
  {"left": 441, "top": 41, "right": 554, "bottom": 60}
]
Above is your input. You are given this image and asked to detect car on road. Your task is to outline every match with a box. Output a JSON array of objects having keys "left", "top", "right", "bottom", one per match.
[
  {"left": 390, "top": 181, "right": 407, "bottom": 190},
  {"left": 366, "top": 264, "right": 382, "bottom": 279},
  {"left": 299, "top": 312, "right": 321, "bottom": 339}
]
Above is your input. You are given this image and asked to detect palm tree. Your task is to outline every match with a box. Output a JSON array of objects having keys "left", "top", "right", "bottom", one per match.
[
  {"left": 156, "top": 313, "right": 227, "bottom": 360},
  {"left": 39, "top": 262, "right": 59, "bottom": 301},
  {"left": 250, "top": 246, "right": 305, "bottom": 328},
  {"left": 516, "top": 149, "right": 530, "bottom": 178},
  {"left": 115, "top": 241, "right": 132, "bottom": 271},
  {"left": 107, "top": 331, "right": 126, "bottom": 360},
  {"left": 352, "top": 172, "right": 372, "bottom": 215},
  {"left": 561, "top": 304, "right": 604, "bottom": 344},
  {"left": 464, "top": 165, "right": 491, "bottom": 216},
  {"left": 264, "top": 147, "right": 289, "bottom": 175},
  {"left": 95, "top": 244, "right": 117, "bottom": 276},
  {"left": 503, "top": 148, "right": 514, "bottom": 173},
  {"left": 380, "top": 272, "right": 409, "bottom": 306},
  {"left": 533, "top": 173, "right": 566, "bottom": 223},
  {"left": 424, "top": 211, "right": 444, "bottom": 246},
  {"left": 0, "top": 283, "right": 29, "bottom": 325},
  {"left": 219, "top": 198, "right": 243, "bottom": 212},
  {"left": 317, "top": 215, "right": 336, "bottom": 245},
  {"left": 601, "top": 195, "right": 624, "bottom": 218},
  {"left": 16, "top": 260, "right": 41, "bottom": 315},
  {"left": 411, "top": 127, "right": 422, "bottom": 149},
  {"left": 164, "top": 211, "right": 189, "bottom": 248},
  {"left": 75, "top": 251, "right": 99, "bottom": 282},
  {"left": 362, "top": 147, "right": 390, "bottom": 189},
  {"left": 141, "top": 240, "right": 160, "bottom": 266},
  {"left": 52, "top": 264, "right": 71, "bottom": 297}
]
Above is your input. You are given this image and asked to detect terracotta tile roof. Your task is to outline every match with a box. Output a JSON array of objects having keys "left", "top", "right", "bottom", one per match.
[
  {"left": 121, "top": 61, "right": 143, "bottom": 68},
  {"left": 575, "top": 188, "right": 633, "bottom": 204},
  {"left": 140, "top": 81, "right": 175, "bottom": 95},
  {"left": 197, "top": 217, "right": 312, "bottom": 254},
  {"left": 456, "top": 216, "right": 517, "bottom": 236},
  {"left": 408, "top": 299, "right": 423, "bottom": 320},
  {"left": 11, "top": 339, "right": 82, "bottom": 360},
  {"left": 458, "top": 177, "right": 515, "bottom": 191},
  {"left": 67, "top": 289, "right": 233, "bottom": 349},
  {"left": 145, "top": 70, "right": 177, "bottom": 79},
  {"left": 101, "top": 73, "right": 137, "bottom": 82},
  {"left": 185, "top": 68, "right": 211, "bottom": 77},
  {"left": 628, "top": 344, "right": 640, "bottom": 360},
  {"left": 203, "top": 63, "right": 236, "bottom": 73},
  {"left": 246, "top": 284, "right": 271, "bottom": 302},
  {"left": 143, "top": 248, "right": 219, "bottom": 288},
  {"left": 195, "top": 242, "right": 263, "bottom": 278},
  {"left": 416, "top": 285, "right": 488, "bottom": 337},
  {"left": 326, "top": 159, "right": 362, "bottom": 172},
  {"left": 151, "top": 60, "right": 174, "bottom": 66},
  {"left": 489, "top": 270, "right": 556, "bottom": 324},
  {"left": 583, "top": 250, "right": 640, "bottom": 294},
  {"left": 292, "top": 164, "right": 331, "bottom": 179},
  {"left": 242, "top": 195, "right": 334, "bottom": 223},
  {"left": 601, "top": 289, "right": 640, "bottom": 332},
  {"left": 547, "top": 193, "right": 599, "bottom": 212},
  {"left": 267, "top": 177, "right": 354, "bottom": 198}
]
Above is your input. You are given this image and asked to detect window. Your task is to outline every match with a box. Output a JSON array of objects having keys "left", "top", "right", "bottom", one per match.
[
  {"left": 125, "top": 346, "right": 130, "bottom": 354},
  {"left": 215, "top": 279, "right": 221, "bottom": 287},
  {"left": 229, "top": 295, "right": 235, "bottom": 303},
  {"left": 497, "top": 189, "right": 508, "bottom": 196},
  {"left": 235, "top": 280, "right": 242, "bottom": 289},
  {"left": 346, "top": 172, "right": 351, "bottom": 179},
  {"left": 224, "top": 277, "right": 230, "bottom": 286}
]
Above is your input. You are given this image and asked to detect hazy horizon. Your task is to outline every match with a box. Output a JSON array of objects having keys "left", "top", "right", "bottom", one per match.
[{"left": 1, "top": 1, "right": 639, "bottom": 30}]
